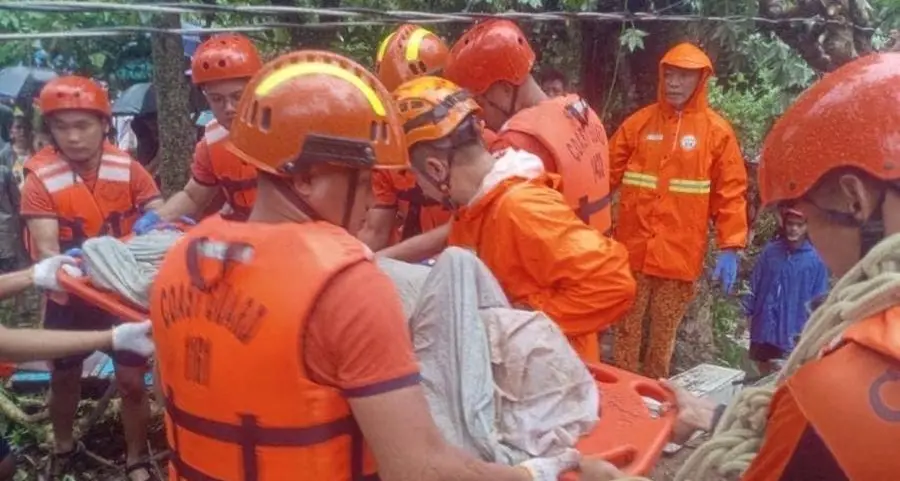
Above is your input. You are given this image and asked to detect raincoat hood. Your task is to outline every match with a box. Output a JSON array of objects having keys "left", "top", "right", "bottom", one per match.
[{"left": 658, "top": 43, "right": 713, "bottom": 114}]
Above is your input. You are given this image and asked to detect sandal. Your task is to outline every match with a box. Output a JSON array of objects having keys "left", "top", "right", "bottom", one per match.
[
  {"left": 126, "top": 461, "right": 162, "bottom": 481},
  {"left": 43, "top": 442, "right": 84, "bottom": 480}
]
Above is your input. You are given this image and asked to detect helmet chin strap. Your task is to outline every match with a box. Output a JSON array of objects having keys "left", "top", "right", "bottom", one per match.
[
  {"left": 811, "top": 189, "right": 888, "bottom": 259},
  {"left": 272, "top": 168, "right": 361, "bottom": 230}
]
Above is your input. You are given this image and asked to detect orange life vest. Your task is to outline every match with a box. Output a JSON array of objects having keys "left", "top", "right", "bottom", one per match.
[
  {"left": 149, "top": 216, "right": 379, "bottom": 481},
  {"left": 784, "top": 306, "right": 900, "bottom": 480},
  {"left": 27, "top": 143, "right": 142, "bottom": 251},
  {"left": 391, "top": 170, "right": 450, "bottom": 242},
  {"left": 501, "top": 95, "right": 612, "bottom": 234},
  {"left": 204, "top": 120, "right": 258, "bottom": 221}
]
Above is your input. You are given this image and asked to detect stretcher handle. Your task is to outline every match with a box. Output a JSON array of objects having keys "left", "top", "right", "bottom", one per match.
[
  {"left": 560, "top": 366, "right": 677, "bottom": 479},
  {"left": 611, "top": 378, "right": 677, "bottom": 475},
  {"left": 57, "top": 269, "right": 147, "bottom": 323}
]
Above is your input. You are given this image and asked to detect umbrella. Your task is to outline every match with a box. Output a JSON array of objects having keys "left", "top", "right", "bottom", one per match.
[
  {"left": 112, "top": 83, "right": 156, "bottom": 116},
  {"left": 0, "top": 66, "right": 57, "bottom": 100}
]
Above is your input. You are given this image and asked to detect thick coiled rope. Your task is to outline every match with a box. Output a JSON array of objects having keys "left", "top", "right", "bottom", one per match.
[{"left": 619, "top": 233, "right": 900, "bottom": 481}]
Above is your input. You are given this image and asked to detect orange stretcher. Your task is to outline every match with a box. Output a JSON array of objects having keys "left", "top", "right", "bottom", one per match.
[
  {"left": 561, "top": 364, "right": 676, "bottom": 478},
  {"left": 56, "top": 241, "right": 675, "bottom": 476},
  {"left": 57, "top": 269, "right": 147, "bottom": 322}
]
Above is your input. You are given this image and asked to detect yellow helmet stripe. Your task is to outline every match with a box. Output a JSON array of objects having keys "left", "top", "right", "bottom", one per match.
[
  {"left": 376, "top": 32, "right": 397, "bottom": 63},
  {"left": 405, "top": 28, "right": 433, "bottom": 61},
  {"left": 255, "top": 63, "right": 386, "bottom": 117}
]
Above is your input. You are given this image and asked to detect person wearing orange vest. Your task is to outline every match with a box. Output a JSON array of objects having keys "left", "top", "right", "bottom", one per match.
[
  {"left": 20, "top": 77, "right": 163, "bottom": 481},
  {"left": 134, "top": 34, "right": 263, "bottom": 233},
  {"left": 444, "top": 19, "right": 613, "bottom": 236},
  {"left": 608, "top": 43, "right": 748, "bottom": 379},
  {"left": 359, "top": 24, "right": 454, "bottom": 252},
  {"left": 362, "top": 25, "right": 501, "bottom": 255},
  {"left": 149, "top": 50, "right": 615, "bottom": 481},
  {"left": 393, "top": 76, "right": 634, "bottom": 362},
  {"left": 589, "top": 52, "right": 900, "bottom": 481}
]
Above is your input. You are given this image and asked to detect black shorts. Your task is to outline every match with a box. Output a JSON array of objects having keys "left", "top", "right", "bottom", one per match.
[
  {"left": 749, "top": 342, "right": 785, "bottom": 363},
  {"left": 43, "top": 297, "right": 147, "bottom": 370}
]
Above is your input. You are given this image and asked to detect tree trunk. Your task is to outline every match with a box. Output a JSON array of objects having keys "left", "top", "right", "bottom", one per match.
[
  {"left": 758, "top": 0, "right": 874, "bottom": 71},
  {"left": 151, "top": 14, "right": 195, "bottom": 196}
]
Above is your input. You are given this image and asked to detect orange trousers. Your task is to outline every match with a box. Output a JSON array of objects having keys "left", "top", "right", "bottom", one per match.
[{"left": 613, "top": 272, "right": 695, "bottom": 379}]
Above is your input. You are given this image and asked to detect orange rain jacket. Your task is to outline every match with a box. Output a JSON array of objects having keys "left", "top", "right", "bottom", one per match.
[
  {"left": 741, "top": 306, "right": 900, "bottom": 480},
  {"left": 448, "top": 151, "right": 636, "bottom": 362},
  {"left": 371, "top": 128, "right": 498, "bottom": 245},
  {"left": 609, "top": 44, "right": 748, "bottom": 282}
]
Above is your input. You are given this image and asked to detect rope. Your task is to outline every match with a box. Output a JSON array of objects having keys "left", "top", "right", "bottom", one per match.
[
  {"left": 671, "top": 233, "right": 900, "bottom": 481},
  {"left": 611, "top": 233, "right": 900, "bottom": 481},
  {"left": 0, "top": 0, "right": 875, "bottom": 41},
  {"left": 80, "top": 230, "right": 184, "bottom": 308}
]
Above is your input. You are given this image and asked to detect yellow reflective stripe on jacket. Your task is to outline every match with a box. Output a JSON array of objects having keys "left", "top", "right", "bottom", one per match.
[
  {"left": 669, "top": 178, "right": 711, "bottom": 194},
  {"left": 622, "top": 171, "right": 657, "bottom": 189}
]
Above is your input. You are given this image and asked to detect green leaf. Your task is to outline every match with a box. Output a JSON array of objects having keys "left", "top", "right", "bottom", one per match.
[
  {"left": 619, "top": 27, "right": 649, "bottom": 52},
  {"left": 89, "top": 52, "right": 108, "bottom": 70}
]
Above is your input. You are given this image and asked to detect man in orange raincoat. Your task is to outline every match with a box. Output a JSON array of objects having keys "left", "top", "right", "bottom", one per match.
[
  {"left": 591, "top": 52, "right": 900, "bottom": 481},
  {"left": 149, "top": 50, "right": 613, "bottom": 481},
  {"left": 393, "top": 76, "right": 635, "bottom": 362},
  {"left": 133, "top": 34, "right": 263, "bottom": 232},
  {"left": 361, "top": 24, "right": 499, "bottom": 255},
  {"left": 609, "top": 43, "right": 748, "bottom": 379}
]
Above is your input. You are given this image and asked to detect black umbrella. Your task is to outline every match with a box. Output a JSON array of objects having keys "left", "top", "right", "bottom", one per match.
[
  {"left": 0, "top": 66, "right": 57, "bottom": 100},
  {"left": 112, "top": 82, "right": 157, "bottom": 116}
]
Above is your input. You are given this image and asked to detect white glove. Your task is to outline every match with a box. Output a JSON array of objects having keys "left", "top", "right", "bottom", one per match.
[
  {"left": 112, "top": 320, "right": 155, "bottom": 357},
  {"left": 518, "top": 449, "right": 581, "bottom": 481},
  {"left": 33, "top": 255, "right": 83, "bottom": 291}
]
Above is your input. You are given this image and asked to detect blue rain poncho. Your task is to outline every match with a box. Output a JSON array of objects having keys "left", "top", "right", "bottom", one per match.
[{"left": 742, "top": 238, "right": 829, "bottom": 352}]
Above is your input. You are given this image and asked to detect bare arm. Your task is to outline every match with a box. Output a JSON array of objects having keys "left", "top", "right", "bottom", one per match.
[
  {"left": 0, "top": 325, "right": 112, "bottom": 362},
  {"left": 143, "top": 197, "right": 164, "bottom": 212},
  {"left": 26, "top": 217, "right": 60, "bottom": 259},
  {"left": 154, "top": 179, "right": 218, "bottom": 222},
  {"left": 376, "top": 223, "right": 449, "bottom": 263},
  {"left": 357, "top": 207, "right": 398, "bottom": 251},
  {"left": 350, "top": 385, "right": 531, "bottom": 481}
]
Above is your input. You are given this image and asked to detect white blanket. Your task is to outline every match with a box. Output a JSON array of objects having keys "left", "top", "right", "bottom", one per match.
[{"left": 377, "top": 247, "right": 598, "bottom": 464}]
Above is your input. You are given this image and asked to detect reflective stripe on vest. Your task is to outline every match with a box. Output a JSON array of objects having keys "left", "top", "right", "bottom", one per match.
[
  {"left": 34, "top": 151, "right": 138, "bottom": 248},
  {"left": 165, "top": 389, "right": 380, "bottom": 481},
  {"left": 622, "top": 171, "right": 711, "bottom": 195}
]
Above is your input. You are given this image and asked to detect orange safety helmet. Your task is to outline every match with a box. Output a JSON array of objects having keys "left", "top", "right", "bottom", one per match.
[
  {"left": 759, "top": 53, "right": 900, "bottom": 207},
  {"left": 393, "top": 76, "right": 481, "bottom": 149},
  {"left": 444, "top": 19, "right": 535, "bottom": 95},
  {"left": 191, "top": 34, "right": 263, "bottom": 86},
  {"left": 38, "top": 76, "right": 111, "bottom": 118},
  {"left": 376, "top": 24, "right": 449, "bottom": 92},
  {"left": 227, "top": 50, "right": 408, "bottom": 176}
]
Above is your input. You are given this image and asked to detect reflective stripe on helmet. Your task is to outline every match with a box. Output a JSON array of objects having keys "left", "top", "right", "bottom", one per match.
[
  {"left": 254, "top": 63, "right": 386, "bottom": 117},
  {"left": 405, "top": 28, "right": 433, "bottom": 61},
  {"left": 376, "top": 32, "right": 398, "bottom": 63}
]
